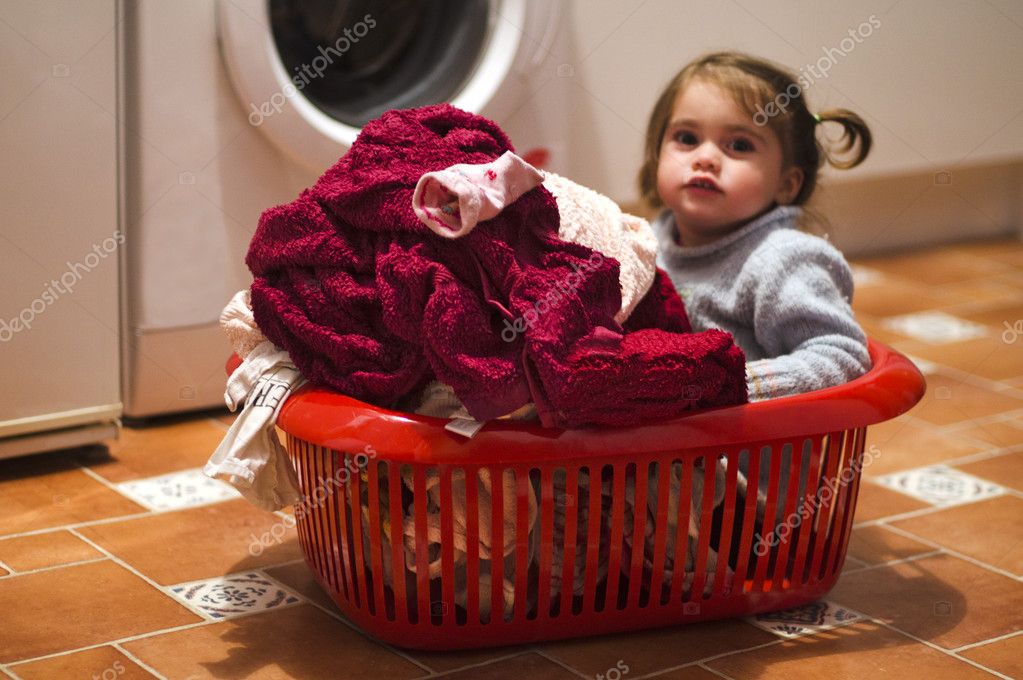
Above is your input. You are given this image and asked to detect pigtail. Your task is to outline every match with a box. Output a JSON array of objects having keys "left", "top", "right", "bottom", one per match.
[{"left": 817, "top": 108, "right": 872, "bottom": 169}]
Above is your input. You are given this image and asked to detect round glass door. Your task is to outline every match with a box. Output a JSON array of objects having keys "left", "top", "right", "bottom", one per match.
[{"left": 270, "top": 0, "right": 489, "bottom": 127}]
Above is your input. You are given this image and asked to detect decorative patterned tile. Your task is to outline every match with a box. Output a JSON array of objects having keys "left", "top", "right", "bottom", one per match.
[
  {"left": 115, "top": 468, "right": 239, "bottom": 511},
  {"left": 881, "top": 311, "right": 989, "bottom": 345},
  {"left": 850, "top": 265, "right": 886, "bottom": 287},
  {"left": 746, "top": 600, "right": 863, "bottom": 639},
  {"left": 168, "top": 571, "right": 301, "bottom": 619},
  {"left": 903, "top": 354, "right": 939, "bottom": 375},
  {"left": 872, "top": 465, "right": 1005, "bottom": 507}
]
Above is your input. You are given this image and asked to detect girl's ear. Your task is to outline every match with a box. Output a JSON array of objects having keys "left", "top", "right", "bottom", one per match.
[{"left": 774, "top": 166, "right": 804, "bottom": 205}]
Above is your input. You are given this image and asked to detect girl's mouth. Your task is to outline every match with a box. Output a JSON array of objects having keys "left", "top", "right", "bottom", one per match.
[{"left": 684, "top": 177, "right": 722, "bottom": 193}]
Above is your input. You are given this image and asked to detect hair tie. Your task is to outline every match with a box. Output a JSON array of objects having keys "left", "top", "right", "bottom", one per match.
[{"left": 813, "top": 113, "right": 822, "bottom": 125}]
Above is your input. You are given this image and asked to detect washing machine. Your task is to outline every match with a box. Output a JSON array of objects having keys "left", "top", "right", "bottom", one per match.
[{"left": 121, "top": 0, "right": 572, "bottom": 418}]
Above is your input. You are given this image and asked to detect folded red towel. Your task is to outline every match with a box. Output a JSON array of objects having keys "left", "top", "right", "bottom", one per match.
[{"left": 246, "top": 104, "right": 747, "bottom": 427}]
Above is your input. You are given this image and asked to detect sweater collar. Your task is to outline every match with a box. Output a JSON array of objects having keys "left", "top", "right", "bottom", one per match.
[{"left": 654, "top": 204, "right": 802, "bottom": 262}]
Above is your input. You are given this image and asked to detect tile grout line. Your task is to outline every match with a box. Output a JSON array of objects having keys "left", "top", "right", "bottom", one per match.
[
  {"left": 824, "top": 608, "right": 1016, "bottom": 680},
  {"left": 3, "top": 569, "right": 318, "bottom": 671},
  {"left": 852, "top": 496, "right": 962, "bottom": 528},
  {"left": 65, "top": 528, "right": 217, "bottom": 620},
  {"left": 930, "top": 407, "right": 1023, "bottom": 432},
  {"left": 632, "top": 638, "right": 785, "bottom": 678},
  {"left": 952, "top": 628, "right": 1023, "bottom": 654},
  {"left": 840, "top": 548, "right": 945, "bottom": 576},
  {"left": 877, "top": 522, "right": 1023, "bottom": 581},
  {"left": 206, "top": 416, "right": 232, "bottom": 433},
  {"left": 5, "top": 621, "right": 216, "bottom": 669},
  {"left": 0, "top": 556, "right": 108, "bottom": 580},
  {"left": 937, "top": 443, "right": 1023, "bottom": 469},
  {"left": 694, "top": 662, "right": 742, "bottom": 680},
  {"left": 109, "top": 643, "right": 166, "bottom": 680},
  {"left": 0, "top": 511, "right": 157, "bottom": 541},
  {"left": 527, "top": 649, "right": 592, "bottom": 679},
  {"left": 247, "top": 570, "right": 437, "bottom": 676},
  {"left": 421, "top": 651, "right": 538, "bottom": 679}
]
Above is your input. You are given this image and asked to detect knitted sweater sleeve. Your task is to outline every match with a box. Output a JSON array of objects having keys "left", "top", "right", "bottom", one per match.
[{"left": 744, "top": 233, "right": 871, "bottom": 401}]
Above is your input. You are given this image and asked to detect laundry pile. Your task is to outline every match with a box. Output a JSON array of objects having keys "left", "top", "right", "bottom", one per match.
[
  {"left": 208, "top": 103, "right": 758, "bottom": 613},
  {"left": 244, "top": 103, "right": 747, "bottom": 428}
]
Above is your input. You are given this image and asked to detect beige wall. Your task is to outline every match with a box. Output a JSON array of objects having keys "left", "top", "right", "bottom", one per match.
[{"left": 561, "top": 0, "right": 1023, "bottom": 253}]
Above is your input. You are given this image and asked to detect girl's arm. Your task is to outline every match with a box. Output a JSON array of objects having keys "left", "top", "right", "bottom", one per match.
[{"left": 745, "top": 233, "right": 871, "bottom": 401}]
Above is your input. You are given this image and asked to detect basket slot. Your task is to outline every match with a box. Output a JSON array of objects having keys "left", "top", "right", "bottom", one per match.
[
  {"left": 315, "top": 448, "right": 339, "bottom": 599},
  {"left": 488, "top": 467, "right": 504, "bottom": 623},
  {"left": 290, "top": 439, "right": 310, "bottom": 565},
  {"left": 348, "top": 455, "right": 369, "bottom": 611},
  {"left": 711, "top": 450, "right": 741, "bottom": 598},
  {"left": 645, "top": 460, "right": 672, "bottom": 608},
  {"left": 769, "top": 439, "right": 810, "bottom": 591},
  {"left": 786, "top": 436, "right": 824, "bottom": 586},
  {"left": 412, "top": 466, "right": 430, "bottom": 624},
  {"left": 535, "top": 468, "right": 555, "bottom": 620},
  {"left": 667, "top": 457, "right": 694, "bottom": 604},
  {"left": 805, "top": 431, "right": 845, "bottom": 582},
  {"left": 625, "top": 460, "right": 651, "bottom": 610},
  {"left": 365, "top": 459, "right": 389, "bottom": 620},
  {"left": 336, "top": 452, "right": 362, "bottom": 609},
  {"left": 831, "top": 427, "right": 867, "bottom": 575},
  {"left": 463, "top": 465, "right": 481, "bottom": 622},
  {"left": 822, "top": 428, "right": 863, "bottom": 579},
  {"left": 752, "top": 445, "right": 783, "bottom": 591},
  {"left": 556, "top": 466, "right": 580, "bottom": 618},
  {"left": 438, "top": 466, "right": 455, "bottom": 625},
  {"left": 581, "top": 466, "right": 603, "bottom": 614},
  {"left": 601, "top": 464, "right": 627, "bottom": 612},
  {"left": 387, "top": 463, "right": 408, "bottom": 624},
  {"left": 290, "top": 440, "right": 311, "bottom": 574},
  {"left": 313, "top": 446, "right": 343, "bottom": 599},
  {"left": 730, "top": 449, "right": 760, "bottom": 595},
  {"left": 297, "top": 442, "right": 324, "bottom": 588},
  {"left": 513, "top": 467, "right": 532, "bottom": 622},
  {"left": 688, "top": 454, "right": 720, "bottom": 600}
]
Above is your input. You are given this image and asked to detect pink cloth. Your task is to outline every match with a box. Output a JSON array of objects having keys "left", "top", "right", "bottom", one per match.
[{"left": 413, "top": 150, "right": 544, "bottom": 238}]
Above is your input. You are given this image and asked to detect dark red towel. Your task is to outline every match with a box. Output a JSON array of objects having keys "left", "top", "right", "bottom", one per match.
[{"left": 247, "top": 104, "right": 747, "bottom": 427}]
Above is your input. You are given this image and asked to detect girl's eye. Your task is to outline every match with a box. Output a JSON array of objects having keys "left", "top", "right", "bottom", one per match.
[
  {"left": 673, "top": 131, "right": 698, "bottom": 145},
  {"left": 728, "top": 138, "right": 755, "bottom": 152}
]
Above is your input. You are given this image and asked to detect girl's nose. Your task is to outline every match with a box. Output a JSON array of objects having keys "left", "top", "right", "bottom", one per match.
[{"left": 692, "top": 142, "right": 720, "bottom": 172}]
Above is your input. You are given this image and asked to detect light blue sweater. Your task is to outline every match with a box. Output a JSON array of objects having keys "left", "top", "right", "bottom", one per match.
[{"left": 653, "top": 205, "right": 870, "bottom": 401}]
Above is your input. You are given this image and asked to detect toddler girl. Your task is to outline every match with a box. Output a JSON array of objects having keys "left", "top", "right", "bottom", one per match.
[{"left": 640, "top": 51, "right": 872, "bottom": 401}]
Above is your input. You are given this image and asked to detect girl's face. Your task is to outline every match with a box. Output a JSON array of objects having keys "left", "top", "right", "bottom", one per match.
[{"left": 656, "top": 79, "right": 804, "bottom": 247}]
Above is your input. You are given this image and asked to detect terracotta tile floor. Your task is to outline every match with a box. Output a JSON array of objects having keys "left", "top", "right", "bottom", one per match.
[{"left": 2, "top": 236, "right": 1022, "bottom": 679}]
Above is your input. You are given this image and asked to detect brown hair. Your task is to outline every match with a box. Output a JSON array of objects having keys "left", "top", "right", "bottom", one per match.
[{"left": 638, "top": 51, "right": 872, "bottom": 210}]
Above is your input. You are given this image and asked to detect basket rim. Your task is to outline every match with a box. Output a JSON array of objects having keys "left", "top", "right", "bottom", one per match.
[{"left": 226, "top": 338, "right": 925, "bottom": 463}]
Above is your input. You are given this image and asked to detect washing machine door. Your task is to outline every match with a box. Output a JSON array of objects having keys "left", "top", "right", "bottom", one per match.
[{"left": 217, "top": 0, "right": 559, "bottom": 171}]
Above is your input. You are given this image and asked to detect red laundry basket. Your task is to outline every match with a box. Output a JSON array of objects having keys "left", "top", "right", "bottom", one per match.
[{"left": 228, "top": 339, "right": 925, "bottom": 649}]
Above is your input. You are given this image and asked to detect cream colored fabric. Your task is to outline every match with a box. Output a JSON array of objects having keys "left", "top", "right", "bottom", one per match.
[
  {"left": 220, "top": 289, "right": 266, "bottom": 359},
  {"left": 205, "top": 291, "right": 303, "bottom": 511},
  {"left": 541, "top": 171, "right": 657, "bottom": 323}
]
